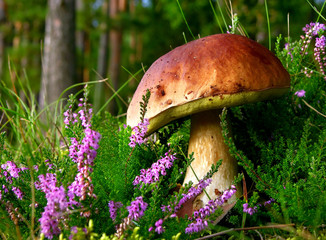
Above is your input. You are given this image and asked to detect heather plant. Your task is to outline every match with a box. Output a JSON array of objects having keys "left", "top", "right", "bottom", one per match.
[{"left": 217, "top": 22, "right": 326, "bottom": 237}]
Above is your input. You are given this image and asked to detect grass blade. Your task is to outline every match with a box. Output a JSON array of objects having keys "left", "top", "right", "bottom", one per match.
[
  {"left": 176, "top": 0, "right": 195, "bottom": 40},
  {"left": 264, "top": 0, "right": 271, "bottom": 50}
]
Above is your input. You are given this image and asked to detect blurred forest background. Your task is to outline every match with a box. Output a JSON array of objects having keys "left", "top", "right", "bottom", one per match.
[{"left": 0, "top": 0, "right": 324, "bottom": 117}]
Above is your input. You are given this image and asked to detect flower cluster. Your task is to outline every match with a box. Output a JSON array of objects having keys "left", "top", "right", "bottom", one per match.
[
  {"left": 34, "top": 92, "right": 102, "bottom": 238},
  {"left": 63, "top": 108, "right": 78, "bottom": 127},
  {"left": 284, "top": 43, "right": 294, "bottom": 61},
  {"left": 63, "top": 97, "right": 92, "bottom": 128},
  {"left": 185, "top": 185, "right": 237, "bottom": 234},
  {"left": 133, "top": 150, "right": 176, "bottom": 187},
  {"left": 126, "top": 196, "right": 148, "bottom": 221},
  {"left": 112, "top": 196, "right": 149, "bottom": 238},
  {"left": 301, "top": 22, "right": 326, "bottom": 80},
  {"left": 148, "top": 219, "right": 165, "bottom": 234},
  {"left": 185, "top": 218, "right": 208, "bottom": 234},
  {"left": 66, "top": 98, "right": 101, "bottom": 203},
  {"left": 154, "top": 219, "right": 164, "bottom": 234},
  {"left": 158, "top": 176, "right": 213, "bottom": 235},
  {"left": 302, "top": 22, "right": 326, "bottom": 37},
  {"left": 0, "top": 185, "right": 9, "bottom": 200},
  {"left": 108, "top": 200, "right": 123, "bottom": 222},
  {"left": 301, "top": 22, "right": 326, "bottom": 53},
  {"left": 314, "top": 35, "right": 326, "bottom": 78},
  {"left": 295, "top": 89, "right": 306, "bottom": 98},
  {"left": 264, "top": 198, "right": 275, "bottom": 206},
  {"left": 173, "top": 178, "right": 212, "bottom": 212},
  {"left": 11, "top": 186, "right": 23, "bottom": 200},
  {"left": 1, "top": 161, "right": 23, "bottom": 183},
  {"left": 1, "top": 161, "right": 26, "bottom": 200},
  {"left": 35, "top": 173, "right": 58, "bottom": 195},
  {"left": 129, "top": 118, "right": 149, "bottom": 148},
  {"left": 35, "top": 173, "right": 69, "bottom": 239},
  {"left": 39, "top": 185, "right": 69, "bottom": 239},
  {"left": 243, "top": 202, "right": 258, "bottom": 215},
  {"left": 242, "top": 198, "right": 275, "bottom": 216}
]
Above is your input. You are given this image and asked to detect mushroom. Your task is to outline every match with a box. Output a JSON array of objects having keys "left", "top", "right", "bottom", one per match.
[{"left": 127, "top": 34, "right": 290, "bottom": 212}]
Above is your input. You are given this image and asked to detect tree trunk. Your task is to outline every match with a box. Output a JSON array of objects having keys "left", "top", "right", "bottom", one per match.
[
  {"left": 76, "top": 0, "right": 87, "bottom": 83},
  {"left": 107, "top": 0, "right": 126, "bottom": 114},
  {"left": 94, "top": 0, "right": 109, "bottom": 112},
  {"left": 39, "top": 0, "right": 76, "bottom": 110}
]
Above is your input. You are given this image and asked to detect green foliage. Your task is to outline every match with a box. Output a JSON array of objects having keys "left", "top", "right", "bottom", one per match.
[
  {"left": 139, "top": 89, "right": 151, "bottom": 123},
  {"left": 218, "top": 33, "right": 326, "bottom": 231},
  {"left": 90, "top": 110, "right": 194, "bottom": 239}
]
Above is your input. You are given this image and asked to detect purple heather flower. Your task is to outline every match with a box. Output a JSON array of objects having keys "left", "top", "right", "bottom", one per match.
[
  {"left": 154, "top": 219, "right": 165, "bottom": 234},
  {"left": 36, "top": 172, "right": 70, "bottom": 238},
  {"left": 39, "top": 185, "right": 69, "bottom": 239},
  {"left": 243, "top": 203, "right": 258, "bottom": 215},
  {"left": 129, "top": 119, "right": 149, "bottom": 148},
  {"left": 303, "top": 22, "right": 326, "bottom": 36},
  {"left": 71, "top": 226, "right": 78, "bottom": 234},
  {"left": 161, "top": 177, "right": 213, "bottom": 216},
  {"left": 184, "top": 185, "right": 237, "bottom": 234},
  {"left": 64, "top": 109, "right": 71, "bottom": 127},
  {"left": 175, "top": 178, "right": 212, "bottom": 212},
  {"left": 316, "top": 35, "right": 326, "bottom": 48},
  {"left": 108, "top": 200, "right": 123, "bottom": 221},
  {"left": 12, "top": 186, "right": 23, "bottom": 200},
  {"left": 2, "top": 185, "right": 8, "bottom": 193},
  {"left": 46, "top": 162, "right": 54, "bottom": 170},
  {"left": 35, "top": 173, "right": 57, "bottom": 194},
  {"left": 301, "top": 22, "right": 326, "bottom": 80},
  {"left": 284, "top": 43, "right": 294, "bottom": 61},
  {"left": 133, "top": 150, "right": 176, "bottom": 187},
  {"left": 264, "top": 198, "right": 275, "bottom": 206},
  {"left": 314, "top": 35, "right": 326, "bottom": 79},
  {"left": 67, "top": 107, "right": 101, "bottom": 202},
  {"left": 69, "top": 226, "right": 79, "bottom": 240},
  {"left": 126, "top": 196, "right": 148, "bottom": 221},
  {"left": 295, "top": 90, "right": 306, "bottom": 98},
  {"left": 301, "top": 22, "right": 325, "bottom": 55},
  {"left": 1, "top": 161, "right": 21, "bottom": 180},
  {"left": 185, "top": 218, "right": 208, "bottom": 234},
  {"left": 0, "top": 185, "right": 9, "bottom": 200}
]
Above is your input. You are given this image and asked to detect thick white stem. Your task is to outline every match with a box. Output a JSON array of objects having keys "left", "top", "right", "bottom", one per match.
[{"left": 183, "top": 109, "right": 239, "bottom": 210}]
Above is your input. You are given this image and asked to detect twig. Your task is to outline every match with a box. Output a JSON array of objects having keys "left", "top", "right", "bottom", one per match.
[
  {"left": 233, "top": 151, "right": 271, "bottom": 190},
  {"left": 195, "top": 224, "right": 295, "bottom": 240},
  {"left": 302, "top": 99, "right": 326, "bottom": 118}
]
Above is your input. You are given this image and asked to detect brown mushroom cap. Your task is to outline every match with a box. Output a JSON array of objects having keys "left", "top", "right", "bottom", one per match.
[{"left": 127, "top": 34, "right": 290, "bottom": 132}]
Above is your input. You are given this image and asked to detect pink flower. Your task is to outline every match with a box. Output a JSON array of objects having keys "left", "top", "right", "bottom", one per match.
[
  {"left": 295, "top": 90, "right": 306, "bottom": 98},
  {"left": 155, "top": 219, "right": 165, "bottom": 234},
  {"left": 243, "top": 203, "right": 258, "bottom": 215},
  {"left": 133, "top": 150, "right": 176, "bottom": 187},
  {"left": 129, "top": 119, "right": 149, "bottom": 147}
]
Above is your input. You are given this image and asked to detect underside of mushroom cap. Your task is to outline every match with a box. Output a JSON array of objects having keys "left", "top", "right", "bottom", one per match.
[{"left": 127, "top": 34, "right": 290, "bottom": 133}]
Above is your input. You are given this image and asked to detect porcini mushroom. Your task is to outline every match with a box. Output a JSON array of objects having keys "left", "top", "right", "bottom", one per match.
[{"left": 127, "top": 34, "right": 290, "bottom": 212}]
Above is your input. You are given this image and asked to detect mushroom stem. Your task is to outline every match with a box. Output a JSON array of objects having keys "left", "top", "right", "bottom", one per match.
[{"left": 183, "top": 109, "right": 239, "bottom": 211}]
